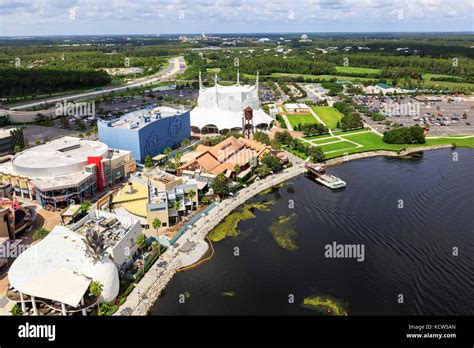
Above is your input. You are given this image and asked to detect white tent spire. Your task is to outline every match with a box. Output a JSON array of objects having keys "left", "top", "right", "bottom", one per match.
[
  {"left": 198, "top": 70, "right": 203, "bottom": 89},
  {"left": 214, "top": 73, "right": 218, "bottom": 105},
  {"left": 237, "top": 68, "right": 240, "bottom": 85}
]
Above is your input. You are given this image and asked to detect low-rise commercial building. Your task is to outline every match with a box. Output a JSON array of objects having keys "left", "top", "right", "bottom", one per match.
[
  {"left": 0, "top": 137, "right": 136, "bottom": 208},
  {"left": 112, "top": 170, "right": 202, "bottom": 233},
  {"left": 177, "top": 136, "right": 270, "bottom": 178},
  {"left": 98, "top": 106, "right": 191, "bottom": 163},
  {"left": 7, "top": 210, "right": 141, "bottom": 315}
]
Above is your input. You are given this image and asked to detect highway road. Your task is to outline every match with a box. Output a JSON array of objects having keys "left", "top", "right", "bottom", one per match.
[{"left": 6, "top": 56, "right": 186, "bottom": 113}]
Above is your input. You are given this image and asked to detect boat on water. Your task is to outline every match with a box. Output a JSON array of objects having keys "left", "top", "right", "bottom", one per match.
[
  {"left": 314, "top": 174, "right": 347, "bottom": 189},
  {"left": 304, "top": 162, "right": 347, "bottom": 190}
]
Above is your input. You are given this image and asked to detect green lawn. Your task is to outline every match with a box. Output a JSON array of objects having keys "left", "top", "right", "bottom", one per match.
[
  {"left": 335, "top": 66, "right": 381, "bottom": 76},
  {"left": 319, "top": 140, "right": 358, "bottom": 152},
  {"left": 286, "top": 113, "right": 319, "bottom": 129},
  {"left": 424, "top": 137, "right": 474, "bottom": 147},
  {"left": 312, "top": 106, "right": 344, "bottom": 129},
  {"left": 265, "top": 73, "right": 374, "bottom": 82},
  {"left": 288, "top": 131, "right": 474, "bottom": 162},
  {"left": 304, "top": 134, "right": 333, "bottom": 141},
  {"left": 332, "top": 129, "right": 368, "bottom": 136},
  {"left": 245, "top": 72, "right": 474, "bottom": 91},
  {"left": 323, "top": 132, "right": 474, "bottom": 159},
  {"left": 311, "top": 137, "right": 341, "bottom": 145},
  {"left": 422, "top": 73, "right": 464, "bottom": 82}
]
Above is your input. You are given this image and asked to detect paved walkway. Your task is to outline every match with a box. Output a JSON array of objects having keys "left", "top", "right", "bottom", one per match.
[
  {"left": 282, "top": 114, "right": 293, "bottom": 131},
  {"left": 115, "top": 162, "right": 306, "bottom": 315}
]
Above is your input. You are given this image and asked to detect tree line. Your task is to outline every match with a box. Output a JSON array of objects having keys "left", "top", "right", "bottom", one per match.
[
  {"left": 333, "top": 101, "right": 364, "bottom": 131},
  {"left": 0, "top": 67, "right": 111, "bottom": 98}
]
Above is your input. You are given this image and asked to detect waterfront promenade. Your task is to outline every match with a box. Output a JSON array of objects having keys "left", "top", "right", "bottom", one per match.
[{"left": 115, "top": 160, "right": 306, "bottom": 315}]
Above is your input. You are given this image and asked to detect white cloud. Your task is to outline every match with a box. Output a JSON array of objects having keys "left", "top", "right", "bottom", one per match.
[{"left": 0, "top": 0, "right": 472, "bottom": 35}]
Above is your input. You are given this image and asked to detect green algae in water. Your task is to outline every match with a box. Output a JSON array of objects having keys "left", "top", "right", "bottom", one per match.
[
  {"left": 222, "top": 291, "right": 237, "bottom": 297},
  {"left": 259, "top": 183, "right": 283, "bottom": 196},
  {"left": 208, "top": 201, "right": 274, "bottom": 242},
  {"left": 302, "top": 295, "right": 348, "bottom": 316},
  {"left": 269, "top": 213, "right": 298, "bottom": 251}
]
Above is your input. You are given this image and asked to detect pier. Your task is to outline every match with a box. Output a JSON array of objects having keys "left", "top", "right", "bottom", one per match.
[{"left": 305, "top": 163, "right": 347, "bottom": 189}]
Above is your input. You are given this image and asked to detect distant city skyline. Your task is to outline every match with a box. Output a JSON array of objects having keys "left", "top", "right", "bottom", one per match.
[{"left": 0, "top": 0, "right": 472, "bottom": 37}]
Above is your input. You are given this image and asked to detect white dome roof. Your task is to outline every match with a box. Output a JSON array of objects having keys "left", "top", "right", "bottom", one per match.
[
  {"left": 9, "top": 227, "right": 120, "bottom": 307},
  {"left": 88, "top": 257, "right": 120, "bottom": 303}
]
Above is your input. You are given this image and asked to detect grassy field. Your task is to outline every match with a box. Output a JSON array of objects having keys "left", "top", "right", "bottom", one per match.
[
  {"left": 286, "top": 113, "right": 319, "bottom": 128},
  {"left": 267, "top": 73, "right": 374, "bottom": 82},
  {"left": 323, "top": 132, "right": 474, "bottom": 159},
  {"left": 319, "top": 141, "right": 358, "bottom": 152},
  {"left": 304, "top": 134, "right": 333, "bottom": 141},
  {"left": 421, "top": 79, "right": 474, "bottom": 89},
  {"left": 332, "top": 129, "right": 367, "bottom": 136},
  {"left": 311, "top": 137, "right": 341, "bottom": 145},
  {"left": 312, "top": 106, "right": 344, "bottom": 129},
  {"left": 422, "top": 73, "right": 464, "bottom": 82},
  {"left": 246, "top": 72, "right": 474, "bottom": 90},
  {"left": 335, "top": 66, "right": 381, "bottom": 76},
  {"left": 295, "top": 130, "right": 474, "bottom": 162}
]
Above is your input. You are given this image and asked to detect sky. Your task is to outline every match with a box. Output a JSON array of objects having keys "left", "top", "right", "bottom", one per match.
[{"left": 0, "top": 0, "right": 473, "bottom": 36}]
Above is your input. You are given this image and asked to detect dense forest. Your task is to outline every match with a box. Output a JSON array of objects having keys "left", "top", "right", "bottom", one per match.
[
  {"left": 0, "top": 33, "right": 472, "bottom": 97},
  {"left": 184, "top": 50, "right": 473, "bottom": 81},
  {"left": 0, "top": 67, "right": 111, "bottom": 98}
]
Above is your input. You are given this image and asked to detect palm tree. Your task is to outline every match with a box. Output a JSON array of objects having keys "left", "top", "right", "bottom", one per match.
[
  {"left": 186, "top": 190, "right": 196, "bottom": 210},
  {"left": 174, "top": 199, "right": 182, "bottom": 211},
  {"left": 135, "top": 234, "right": 147, "bottom": 274},
  {"left": 173, "top": 151, "right": 183, "bottom": 171},
  {"left": 33, "top": 227, "right": 49, "bottom": 241},
  {"left": 10, "top": 304, "right": 23, "bottom": 316},
  {"left": 136, "top": 234, "right": 147, "bottom": 250},
  {"left": 234, "top": 164, "right": 241, "bottom": 175},
  {"left": 79, "top": 200, "right": 92, "bottom": 216},
  {"left": 89, "top": 281, "right": 103, "bottom": 309},
  {"left": 163, "top": 147, "right": 173, "bottom": 156},
  {"left": 152, "top": 218, "right": 161, "bottom": 233}
]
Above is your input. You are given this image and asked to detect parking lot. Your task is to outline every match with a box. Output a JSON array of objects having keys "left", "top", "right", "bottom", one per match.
[
  {"left": 23, "top": 124, "right": 78, "bottom": 144},
  {"left": 354, "top": 95, "right": 474, "bottom": 136},
  {"left": 97, "top": 88, "right": 199, "bottom": 118}
]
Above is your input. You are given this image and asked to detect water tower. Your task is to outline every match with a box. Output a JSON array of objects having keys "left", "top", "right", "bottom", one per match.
[{"left": 242, "top": 106, "right": 254, "bottom": 138}]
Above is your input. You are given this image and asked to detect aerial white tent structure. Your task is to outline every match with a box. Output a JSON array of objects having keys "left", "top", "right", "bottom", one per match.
[
  {"left": 190, "top": 71, "right": 274, "bottom": 134},
  {"left": 8, "top": 226, "right": 120, "bottom": 315}
]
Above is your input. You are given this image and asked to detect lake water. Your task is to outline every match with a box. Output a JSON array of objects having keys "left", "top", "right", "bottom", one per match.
[{"left": 152, "top": 148, "right": 474, "bottom": 315}]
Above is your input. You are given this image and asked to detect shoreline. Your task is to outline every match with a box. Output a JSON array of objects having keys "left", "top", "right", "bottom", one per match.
[
  {"left": 114, "top": 144, "right": 459, "bottom": 316},
  {"left": 322, "top": 144, "right": 454, "bottom": 168}
]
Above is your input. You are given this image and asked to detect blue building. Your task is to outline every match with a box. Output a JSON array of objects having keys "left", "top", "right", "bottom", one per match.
[{"left": 98, "top": 106, "right": 191, "bottom": 163}]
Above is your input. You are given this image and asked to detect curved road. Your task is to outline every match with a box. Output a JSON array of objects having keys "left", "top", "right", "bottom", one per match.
[{"left": 3, "top": 56, "right": 186, "bottom": 115}]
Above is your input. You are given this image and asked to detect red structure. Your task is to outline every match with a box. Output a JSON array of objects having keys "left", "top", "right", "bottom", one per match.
[
  {"left": 242, "top": 106, "right": 254, "bottom": 139},
  {"left": 87, "top": 156, "right": 105, "bottom": 192}
]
